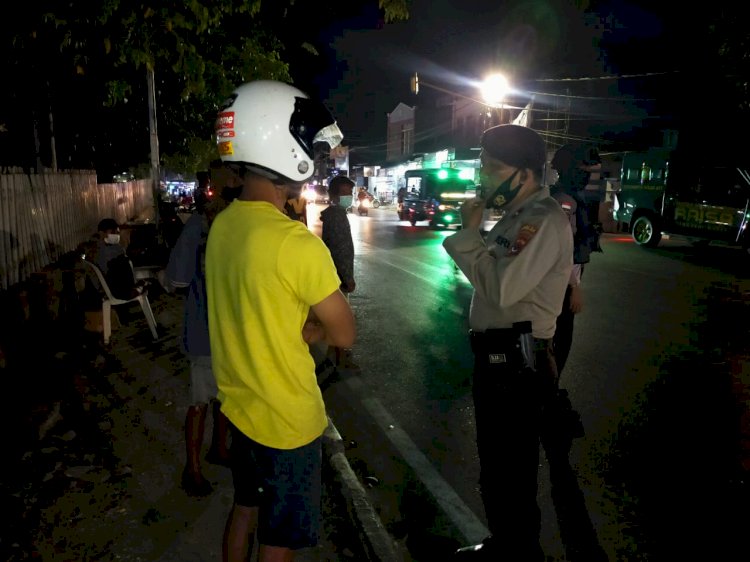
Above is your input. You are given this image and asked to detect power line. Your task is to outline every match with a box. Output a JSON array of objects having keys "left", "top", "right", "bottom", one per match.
[
  {"left": 532, "top": 70, "right": 680, "bottom": 82},
  {"left": 528, "top": 91, "right": 657, "bottom": 102}
]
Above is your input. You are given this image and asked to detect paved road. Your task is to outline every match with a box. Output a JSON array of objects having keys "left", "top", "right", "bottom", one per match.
[{"left": 312, "top": 205, "right": 750, "bottom": 562}]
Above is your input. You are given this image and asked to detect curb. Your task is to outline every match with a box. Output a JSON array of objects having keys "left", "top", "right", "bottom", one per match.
[{"left": 323, "top": 419, "right": 402, "bottom": 562}]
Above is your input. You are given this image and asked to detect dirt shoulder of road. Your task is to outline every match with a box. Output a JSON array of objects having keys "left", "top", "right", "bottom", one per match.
[{"left": 1, "top": 290, "right": 369, "bottom": 561}]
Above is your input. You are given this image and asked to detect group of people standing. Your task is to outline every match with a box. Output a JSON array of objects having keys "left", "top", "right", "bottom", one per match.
[{"left": 159, "top": 76, "right": 601, "bottom": 562}]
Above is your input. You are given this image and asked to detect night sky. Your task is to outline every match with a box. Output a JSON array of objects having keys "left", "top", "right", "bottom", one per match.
[
  {"left": 0, "top": 1, "right": 736, "bottom": 173},
  {"left": 289, "top": 0, "right": 717, "bottom": 164}
]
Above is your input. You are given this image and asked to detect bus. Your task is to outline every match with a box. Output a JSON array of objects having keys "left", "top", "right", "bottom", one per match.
[{"left": 398, "top": 168, "right": 476, "bottom": 228}]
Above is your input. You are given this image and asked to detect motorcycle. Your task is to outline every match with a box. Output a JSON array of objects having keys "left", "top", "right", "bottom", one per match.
[{"left": 357, "top": 197, "right": 372, "bottom": 216}]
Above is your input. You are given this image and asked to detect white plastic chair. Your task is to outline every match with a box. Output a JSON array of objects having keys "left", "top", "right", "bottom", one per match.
[{"left": 82, "top": 259, "right": 159, "bottom": 345}]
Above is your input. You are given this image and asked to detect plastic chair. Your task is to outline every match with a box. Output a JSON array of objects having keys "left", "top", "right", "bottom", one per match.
[{"left": 82, "top": 259, "right": 159, "bottom": 345}]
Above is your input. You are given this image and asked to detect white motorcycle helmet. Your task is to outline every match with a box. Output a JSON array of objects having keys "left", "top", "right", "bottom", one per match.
[{"left": 215, "top": 80, "right": 343, "bottom": 184}]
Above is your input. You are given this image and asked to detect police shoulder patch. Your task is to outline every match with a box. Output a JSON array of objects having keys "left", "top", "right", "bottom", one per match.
[{"left": 506, "top": 224, "right": 538, "bottom": 256}]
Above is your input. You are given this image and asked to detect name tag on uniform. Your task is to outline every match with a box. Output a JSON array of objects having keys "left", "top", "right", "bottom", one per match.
[{"left": 488, "top": 353, "right": 507, "bottom": 364}]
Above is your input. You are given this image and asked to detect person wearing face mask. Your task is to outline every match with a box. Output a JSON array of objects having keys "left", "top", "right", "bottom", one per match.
[
  {"left": 442, "top": 124, "right": 573, "bottom": 561},
  {"left": 88, "top": 217, "right": 145, "bottom": 301},
  {"left": 319, "top": 174, "right": 358, "bottom": 372},
  {"left": 208, "top": 80, "right": 355, "bottom": 562},
  {"left": 93, "top": 218, "right": 125, "bottom": 272}
]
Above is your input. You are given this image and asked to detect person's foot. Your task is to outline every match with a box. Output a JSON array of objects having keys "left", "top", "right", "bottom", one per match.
[{"left": 181, "top": 468, "right": 214, "bottom": 497}]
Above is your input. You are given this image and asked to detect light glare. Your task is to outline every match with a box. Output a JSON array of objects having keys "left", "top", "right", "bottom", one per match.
[{"left": 481, "top": 74, "right": 509, "bottom": 107}]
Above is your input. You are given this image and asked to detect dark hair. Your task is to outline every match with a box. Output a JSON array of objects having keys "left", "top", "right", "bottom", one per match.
[
  {"left": 196, "top": 171, "right": 210, "bottom": 187},
  {"left": 551, "top": 143, "right": 601, "bottom": 172},
  {"left": 97, "top": 218, "right": 119, "bottom": 232},
  {"left": 328, "top": 175, "right": 355, "bottom": 197}
]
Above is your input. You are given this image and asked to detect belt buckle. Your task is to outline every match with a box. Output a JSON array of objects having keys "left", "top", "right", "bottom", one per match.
[{"left": 488, "top": 353, "right": 507, "bottom": 364}]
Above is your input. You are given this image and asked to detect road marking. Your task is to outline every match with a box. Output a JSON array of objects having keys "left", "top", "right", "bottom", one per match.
[{"left": 344, "top": 376, "right": 489, "bottom": 544}]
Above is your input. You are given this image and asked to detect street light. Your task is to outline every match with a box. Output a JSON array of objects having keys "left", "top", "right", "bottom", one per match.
[{"left": 480, "top": 73, "right": 509, "bottom": 108}]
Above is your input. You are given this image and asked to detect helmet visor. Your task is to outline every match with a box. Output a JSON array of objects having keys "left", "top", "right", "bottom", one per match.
[
  {"left": 313, "top": 122, "right": 344, "bottom": 151},
  {"left": 290, "top": 97, "right": 344, "bottom": 159}
]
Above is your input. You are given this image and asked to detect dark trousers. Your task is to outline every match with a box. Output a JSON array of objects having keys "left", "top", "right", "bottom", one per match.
[
  {"left": 553, "top": 286, "right": 575, "bottom": 376},
  {"left": 470, "top": 331, "right": 559, "bottom": 557},
  {"left": 554, "top": 266, "right": 585, "bottom": 377}
]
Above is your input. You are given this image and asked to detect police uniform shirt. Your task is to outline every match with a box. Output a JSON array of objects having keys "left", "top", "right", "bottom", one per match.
[
  {"left": 443, "top": 187, "right": 573, "bottom": 340},
  {"left": 550, "top": 187, "right": 583, "bottom": 287}
]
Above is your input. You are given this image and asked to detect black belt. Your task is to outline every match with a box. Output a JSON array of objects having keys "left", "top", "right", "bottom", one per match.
[
  {"left": 469, "top": 329, "right": 551, "bottom": 352},
  {"left": 469, "top": 329, "right": 551, "bottom": 373}
]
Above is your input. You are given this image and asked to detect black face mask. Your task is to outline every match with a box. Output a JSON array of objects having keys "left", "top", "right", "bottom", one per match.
[{"left": 484, "top": 169, "right": 521, "bottom": 210}]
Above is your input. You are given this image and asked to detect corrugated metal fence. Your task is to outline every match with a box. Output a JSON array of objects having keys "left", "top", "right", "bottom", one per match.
[{"left": 0, "top": 169, "right": 155, "bottom": 290}]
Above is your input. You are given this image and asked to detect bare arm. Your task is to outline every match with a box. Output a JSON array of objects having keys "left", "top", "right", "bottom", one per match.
[{"left": 303, "top": 289, "right": 355, "bottom": 348}]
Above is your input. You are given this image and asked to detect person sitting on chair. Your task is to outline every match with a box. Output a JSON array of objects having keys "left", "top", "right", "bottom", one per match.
[{"left": 86, "top": 218, "right": 145, "bottom": 300}]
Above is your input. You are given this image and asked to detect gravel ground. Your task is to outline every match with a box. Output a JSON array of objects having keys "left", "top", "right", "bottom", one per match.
[{"left": 0, "top": 288, "right": 369, "bottom": 561}]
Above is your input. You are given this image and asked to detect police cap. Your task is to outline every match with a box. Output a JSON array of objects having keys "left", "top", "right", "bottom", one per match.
[{"left": 481, "top": 124, "right": 547, "bottom": 171}]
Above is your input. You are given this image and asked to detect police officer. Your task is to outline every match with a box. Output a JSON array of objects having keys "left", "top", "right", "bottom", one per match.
[
  {"left": 443, "top": 124, "right": 573, "bottom": 561},
  {"left": 549, "top": 143, "right": 602, "bottom": 375}
]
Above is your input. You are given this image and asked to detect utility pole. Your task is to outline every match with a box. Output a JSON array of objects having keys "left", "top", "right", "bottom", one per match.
[
  {"left": 146, "top": 67, "right": 160, "bottom": 228},
  {"left": 47, "top": 81, "right": 57, "bottom": 171}
]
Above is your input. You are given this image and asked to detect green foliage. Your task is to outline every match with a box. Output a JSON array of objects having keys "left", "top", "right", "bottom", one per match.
[
  {"left": 380, "top": 0, "right": 410, "bottom": 22},
  {"left": 161, "top": 137, "right": 219, "bottom": 179},
  {"left": 2, "top": 0, "right": 411, "bottom": 173}
]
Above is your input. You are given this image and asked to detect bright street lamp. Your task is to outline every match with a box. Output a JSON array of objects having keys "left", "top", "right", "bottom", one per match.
[{"left": 480, "top": 73, "right": 509, "bottom": 107}]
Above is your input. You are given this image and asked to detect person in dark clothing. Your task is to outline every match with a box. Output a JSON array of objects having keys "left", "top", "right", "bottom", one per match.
[
  {"left": 549, "top": 143, "right": 602, "bottom": 375},
  {"left": 166, "top": 165, "right": 239, "bottom": 497},
  {"left": 194, "top": 170, "right": 212, "bottom": 214},
  {"left": 319, "top": 175, "right": 358, "bottom": 371},
  {"left": 83, "top": 218, "right": 144, "bottom": 301}
]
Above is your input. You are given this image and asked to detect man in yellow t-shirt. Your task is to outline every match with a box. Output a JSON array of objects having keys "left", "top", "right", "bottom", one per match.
[{"left": 208, "top": 80, "right": 355, "bottom": 562}]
